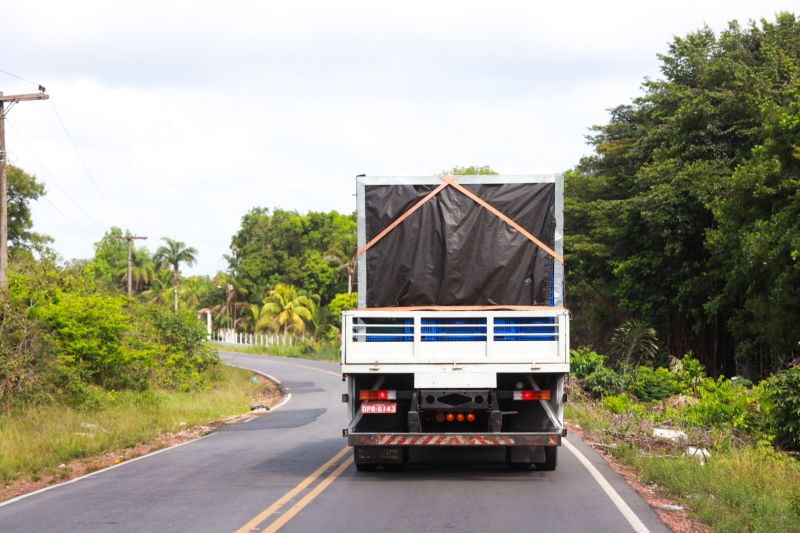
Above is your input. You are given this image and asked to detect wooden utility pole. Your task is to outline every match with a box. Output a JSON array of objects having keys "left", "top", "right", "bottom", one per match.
[
  {"left": 0, "top": 88, "right": 49, "bottom": 298},
  {"left": 113, "top": 234, "right": 147, "bottom": 296}
]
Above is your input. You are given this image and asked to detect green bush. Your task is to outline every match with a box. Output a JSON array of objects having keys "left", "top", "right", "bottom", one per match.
[
  {"left": 674, "top": 352, "right": 706, "bottom": 392},
  {"left": 681, "top": 376, "right": 762, "bottom": 433},
  {"left": 603, "top": 393, "right": 632, "bottom": 414},
  {"left": 762, "top": 365, "right": 800, "bottom": 451},
  {"left": 36, "top": 293, "right": 146, "bottom": 390},
  {"left": 629, "top": 366, "right": 680, "bottom": 402},
  {"left": 584, "top": 367, "right": 625, "bottom": 398},
  {"left": 571, "top": 347, "right": 607, "bottom": 379}
]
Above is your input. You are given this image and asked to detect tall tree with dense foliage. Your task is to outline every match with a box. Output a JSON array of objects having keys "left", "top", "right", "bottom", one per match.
[
  {"left": 227, "top": 208, "right": 356, "bottom": 303},
  {"left": 6, "top": 165, "right": 49, "bottom": 252},
  {"left": 566, "top": 13, "right": 800, "bottom": 378},
  {"left": 154, "top": 238, "right": 198, "bottom": 312}
]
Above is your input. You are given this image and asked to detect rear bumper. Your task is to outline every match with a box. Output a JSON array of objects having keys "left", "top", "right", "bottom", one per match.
[{"left": 347, "top": 432, "right": 562, "bottom": 447}]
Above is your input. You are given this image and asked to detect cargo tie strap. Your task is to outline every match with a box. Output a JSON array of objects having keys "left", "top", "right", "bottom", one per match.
[{"left": 355, "top": 175, "right": 564, "bottom": 265}]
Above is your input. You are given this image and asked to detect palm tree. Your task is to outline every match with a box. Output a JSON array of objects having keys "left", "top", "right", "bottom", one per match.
[
  {"left": 257, "top": 283, "right": 313, "bottom": 335},
  {"left": 117, "top": 247, "right": 155, "bottom": 294},
  {"left": 141, "top": 268, "right": 174, "bottom": 306},
  {"left": 609, "top": 319, "right": 660, "bottom": 368},
  {"left": 154, "top": 237, "right": 198, "bottom": 312},
  {"left": 208, "top": 272, "right": 249, "bottom": 331},
  {"left": 324, "top": 245, "right": 356, "bottom": 294}
]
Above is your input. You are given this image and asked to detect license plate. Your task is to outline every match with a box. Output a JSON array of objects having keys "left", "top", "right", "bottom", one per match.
[{"left": 361, "top": 402, "right": 397, "bottom": 414}]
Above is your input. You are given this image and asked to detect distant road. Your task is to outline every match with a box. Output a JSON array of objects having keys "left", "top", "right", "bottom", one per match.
[{"left": 0, "top": 351, "right": 670, "bottom": 532}]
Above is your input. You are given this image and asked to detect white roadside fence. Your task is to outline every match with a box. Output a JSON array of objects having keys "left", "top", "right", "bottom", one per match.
[{"left": 211, "top": 328, "right": 300, "bottom": 347}]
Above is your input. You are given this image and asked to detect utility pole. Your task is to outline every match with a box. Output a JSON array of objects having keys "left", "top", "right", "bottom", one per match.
[
  {"left": 0, "top": 88, "right": 49, "bottom": 298},
  {"left": 113, "top": 234, "right": 147, "bottom": 297}
]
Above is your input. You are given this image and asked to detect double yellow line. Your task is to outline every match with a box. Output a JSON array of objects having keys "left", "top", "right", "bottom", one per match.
[{"left": 235, "top": 446, "right": 353, "bottom": 533}]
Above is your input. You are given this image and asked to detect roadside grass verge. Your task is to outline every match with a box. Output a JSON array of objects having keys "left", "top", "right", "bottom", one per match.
[
  {"left": 566, "top": 400, "right": 800, "bottom": 533},
  {"left": 0, "top": 366, "right": 259, "bottom": 485},
  {"left": 209, "top": 341, "right": 339, "bottom": 362}
]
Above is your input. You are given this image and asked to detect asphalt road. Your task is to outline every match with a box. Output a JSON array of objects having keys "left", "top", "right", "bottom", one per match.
[{"left": 0, "top": 351, "right": 671, "bottom": 533}]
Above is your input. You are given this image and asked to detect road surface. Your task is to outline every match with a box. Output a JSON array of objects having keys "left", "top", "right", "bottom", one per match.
[{"left": 0, "top": 351, "right": 670, "bottom": 532}]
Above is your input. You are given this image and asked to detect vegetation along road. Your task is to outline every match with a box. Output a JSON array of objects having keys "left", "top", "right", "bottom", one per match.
[{"left": 0, "top": 351, "right": 669, "bottom": 533}]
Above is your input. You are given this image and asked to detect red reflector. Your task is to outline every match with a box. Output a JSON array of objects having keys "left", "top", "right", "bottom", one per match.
[
  {"left": 513, "top": 390, "right": 551, "bottom": 401},
  {"left": 359, "top": 390, "right": 397, "bottom": 401}
]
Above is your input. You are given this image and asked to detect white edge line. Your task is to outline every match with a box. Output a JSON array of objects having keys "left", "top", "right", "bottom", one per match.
[
  {"left": 0, "top": 367, "right": 294, "bottom": 509},
  {"left": 563, "top": 438, "right": 651, "bottom": 533},
  {"left": 0, "top": 433, "right": 217, "bottom": 508}
]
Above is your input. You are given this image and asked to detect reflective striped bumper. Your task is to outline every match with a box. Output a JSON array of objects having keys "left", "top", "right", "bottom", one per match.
[{"left": 347, "top": 433, "right": 561, "bottom": 446}]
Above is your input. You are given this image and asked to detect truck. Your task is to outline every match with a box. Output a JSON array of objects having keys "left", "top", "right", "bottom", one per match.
[{"left": 341, "top": 174, "right": 569, "bottom": 471}]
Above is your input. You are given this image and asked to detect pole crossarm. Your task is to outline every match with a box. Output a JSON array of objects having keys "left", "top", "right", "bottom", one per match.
[{"left": 0, "top": 93, "right": 49, "bottom": 103}]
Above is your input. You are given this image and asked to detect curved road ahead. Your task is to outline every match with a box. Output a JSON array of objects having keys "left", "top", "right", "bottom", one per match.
[{"left": 0, "top": 351, "right": 670, "bottom": 532}]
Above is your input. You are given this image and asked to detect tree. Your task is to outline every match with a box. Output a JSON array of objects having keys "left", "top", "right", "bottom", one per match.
[
  {"left": 7, "top": 165, "right": 49, "bottom": 251},
  {"left": 227, "top": 208, "right": 356, "bottom": 304},
  {"left": 141, "top": 268, "right": 173, "bottom": 306},
  {"left": 92, "top": 227, "right": 128, "bottom": 290},
  {"left": 116, "top": 246, "right": 155, "bottom": 294},
  {"left": 565, "top": 13, "right": 800, "bottom": 378},
  {"left": 154, "top": 238, "right": 198, "bottom": 312},
  {"left": 257, "top": 283, "right": 313, "bottom": 335},
  {"left": 443, "top": 165, "right": 499, "bottom": 175},
  {"left": 207, "top": 272, "right": 249, "bottom": 331}
]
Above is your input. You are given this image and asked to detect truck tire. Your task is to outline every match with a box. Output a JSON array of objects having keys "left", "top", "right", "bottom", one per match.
[{"left": 535, "top": 446, "right": 558, "bottom": 471}]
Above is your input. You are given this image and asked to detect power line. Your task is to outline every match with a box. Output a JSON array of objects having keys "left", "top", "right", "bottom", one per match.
[
  {"left": 0, "top": 69, "right": 39, "bottom": 87},
  {"left": 7, "top": 121, "right": 109, "bottom": 232},
  {"left": 36, "top": 199, "right": 96, "bottom": 249},
  {"left": 49, "top": 99, "right": 127, "bottom": 228}
]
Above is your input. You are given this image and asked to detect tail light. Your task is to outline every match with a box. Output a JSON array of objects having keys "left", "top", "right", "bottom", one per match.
[
  {"left": 446, "top": 413, "right": 455, "bottom": 422},
  {"left": 359, "top": 390, "right": 397, "bottom": 401},
  {"left": 513, "top": 390, "right": 551, "bottom": 401},
  {"left": 466, "top": 412, "right": 476, "bottom": 423},
  {"left": 456, "top": 413, "right": 465, "bottom": 422}
]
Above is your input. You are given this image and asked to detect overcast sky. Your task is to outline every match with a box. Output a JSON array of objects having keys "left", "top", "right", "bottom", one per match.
[{"left": 1, "top": 0, "right": 796, "bottom": 275}]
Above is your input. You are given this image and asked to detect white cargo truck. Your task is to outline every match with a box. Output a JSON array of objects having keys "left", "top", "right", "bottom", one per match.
[{"left": 341, "top": 175, "right": 569, "bottom": 470}]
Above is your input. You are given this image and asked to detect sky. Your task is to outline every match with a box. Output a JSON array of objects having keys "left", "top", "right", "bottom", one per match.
[{"left": 1, "top": 0, "right": 796, "bottom": 275}]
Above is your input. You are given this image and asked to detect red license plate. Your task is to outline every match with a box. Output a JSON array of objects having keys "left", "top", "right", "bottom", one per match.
[{"left": 361, "top": 402, "right": 397, "bottom": 414}]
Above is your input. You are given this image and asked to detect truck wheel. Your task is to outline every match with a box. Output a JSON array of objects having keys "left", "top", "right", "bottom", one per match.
[{"left": 535, "top": 447, "right": 558, "bottom": 471}]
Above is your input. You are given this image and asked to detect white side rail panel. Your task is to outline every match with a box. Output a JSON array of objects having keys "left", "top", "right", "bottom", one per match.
[{"left": 342, "top": 310, "right": 569, "bottom": 366}]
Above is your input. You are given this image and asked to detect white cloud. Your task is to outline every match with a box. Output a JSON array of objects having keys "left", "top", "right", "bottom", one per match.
[{"left": 2, "top": 0, "right": 796, "bottom": 274}]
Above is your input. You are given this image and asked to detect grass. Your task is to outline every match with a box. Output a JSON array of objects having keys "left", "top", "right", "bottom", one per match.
[
  {"left": 0, "top": 366, "right": 259, "bottom": 484},
  {"left": 209, "top": 341, "right": 340, "bottom": 362},
  {"left": 566, "top": 399, "right": 800, "bottom": 533}
]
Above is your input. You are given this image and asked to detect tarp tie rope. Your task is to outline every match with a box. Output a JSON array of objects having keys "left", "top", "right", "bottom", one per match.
[
  {"left": 439, "top": 175, "right": 564, "bottom": 264},
  {"left": 355, "top": 175, "right": 564, "bottom": 265},
  {"left": 355, "top": 180, "right": 449, "bottom": 258}
]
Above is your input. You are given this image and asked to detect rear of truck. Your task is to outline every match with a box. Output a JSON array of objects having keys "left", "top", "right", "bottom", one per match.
[{"left": 341, "top": 175, "right": 569, "bottom": 470}]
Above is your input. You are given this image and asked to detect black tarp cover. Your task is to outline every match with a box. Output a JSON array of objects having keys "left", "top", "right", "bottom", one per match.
[{"left": 364, "top": 182, "right": 556, "bottom": 307}]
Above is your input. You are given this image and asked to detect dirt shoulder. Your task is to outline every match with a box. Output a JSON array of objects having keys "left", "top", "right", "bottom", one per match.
[{"left": 567, "top": 422, "right": 711, "bottom": 533}]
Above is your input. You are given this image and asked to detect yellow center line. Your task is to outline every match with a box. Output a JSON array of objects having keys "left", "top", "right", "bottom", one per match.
[
  {"left": 234, "top": 446, "right": 350, "bottom": 533},
  {"left": 262, "top": 455, "right": 354, "bottom": 533}
]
